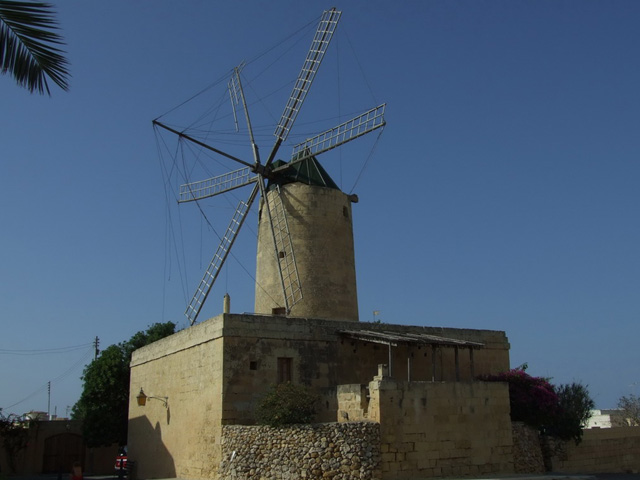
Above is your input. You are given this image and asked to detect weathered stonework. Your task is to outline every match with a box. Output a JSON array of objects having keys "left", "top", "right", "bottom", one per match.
[
  {"left": 128, "top": 313, "right": 511, "bottom": 479},
  {"left": 128, "top": 318, "right": 225, "bottom": 479},
  {"left": 511, "top": 422, "right": 545, "bottom": 474},
  {"left": 219, "top": 423, "right": 380, "bottom": 479},
  {"left": 366, "top": 374, "right": 513, "bottom": 478},
  {"left": 547, "top": 427, "right": 640, "bottom": 474},
  {"left": 255, "top": 184, "right": 359, "bottom": 321}
]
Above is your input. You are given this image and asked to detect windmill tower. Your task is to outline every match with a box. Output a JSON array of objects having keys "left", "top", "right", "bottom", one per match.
[
  {"left": 153, "top": 8, "right": 385, "bottom": 325},
  {"left": 254, "top": 162, "right": 360, "bottom": 321}
]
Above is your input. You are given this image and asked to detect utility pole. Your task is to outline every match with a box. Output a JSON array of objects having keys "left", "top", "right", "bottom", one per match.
[
  {"left": 47, "top": 381, "right": 51, "bottom": 419},
  {"left": 94, "top": 336, "right": 100, "bottom": 360}
]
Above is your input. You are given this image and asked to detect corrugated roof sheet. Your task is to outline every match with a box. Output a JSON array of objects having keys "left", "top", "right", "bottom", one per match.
[{"left": 339, "top": 330, "right": 484, "bottom": 348}]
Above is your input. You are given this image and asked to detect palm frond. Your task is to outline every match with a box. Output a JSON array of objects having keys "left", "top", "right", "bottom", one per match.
[{"left": 0, "top": 0, "right": 70, "bottom": 95}]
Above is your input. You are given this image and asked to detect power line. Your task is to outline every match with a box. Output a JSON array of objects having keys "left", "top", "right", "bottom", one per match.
[
  {"left": 1, "top": 343, "right": 95, "bottom": 412},
  {"left": 0, "top": 342, "right": 94, "bottom": 355}
]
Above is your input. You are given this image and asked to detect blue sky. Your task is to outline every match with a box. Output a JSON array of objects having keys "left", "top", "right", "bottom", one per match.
[{"left": 1, "top": 1, "right": 639, "bottom": 416}]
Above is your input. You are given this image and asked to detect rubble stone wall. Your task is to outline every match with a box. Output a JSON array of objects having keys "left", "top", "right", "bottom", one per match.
[
  {"left": 219, "top": 422, "right": 381, "bottom": 479},
  {"left": 511, "top": 422, "right": 544, "bottom": 473}
]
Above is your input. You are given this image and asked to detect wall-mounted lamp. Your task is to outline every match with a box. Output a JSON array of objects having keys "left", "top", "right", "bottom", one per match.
[{"left": 136, "top": 388, "right": 168, "bottom": 408}]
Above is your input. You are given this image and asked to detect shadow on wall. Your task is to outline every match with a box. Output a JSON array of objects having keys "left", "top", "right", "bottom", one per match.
[{"left": 128, "top": 415, "right": 176, "bottom": 479}]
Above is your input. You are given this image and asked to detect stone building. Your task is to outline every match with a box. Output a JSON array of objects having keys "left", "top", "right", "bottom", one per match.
[{"left": 128, "top": 313, "right": 512, "bottom": 479}]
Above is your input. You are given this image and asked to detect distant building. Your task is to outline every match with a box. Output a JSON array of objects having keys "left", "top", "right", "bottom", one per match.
[
  {"left": 24, "top": 410, "right": 50, "bottom": 421},
  {"left": 585, "top": 409, "right": 625, "bottom": 429},
  {"left": 0, "top": 418, "right": 116, "bottom": 475}
]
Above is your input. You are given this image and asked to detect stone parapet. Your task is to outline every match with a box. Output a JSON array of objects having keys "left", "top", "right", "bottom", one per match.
[{"left": 130, "top": 314, "right": 224, "bottom": 366}]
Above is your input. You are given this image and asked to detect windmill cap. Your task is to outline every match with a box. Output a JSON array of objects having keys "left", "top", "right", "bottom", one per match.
[{"left": 268, "top": 156, "right": 339, "bottom": 190}]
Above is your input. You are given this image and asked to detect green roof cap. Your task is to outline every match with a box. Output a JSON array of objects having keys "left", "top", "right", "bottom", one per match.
[{"left": 269, "top": 156, "right": 339, "bottom": 190}]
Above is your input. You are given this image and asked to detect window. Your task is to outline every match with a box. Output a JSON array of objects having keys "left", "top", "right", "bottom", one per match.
[{"left": 277, "top": 357, "right": 292, "bottom": 384}]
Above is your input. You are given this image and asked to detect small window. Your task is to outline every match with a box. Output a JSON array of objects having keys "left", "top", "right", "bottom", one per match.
[{"left": 277, "top": 357, "right": 292, "bottom": 384}]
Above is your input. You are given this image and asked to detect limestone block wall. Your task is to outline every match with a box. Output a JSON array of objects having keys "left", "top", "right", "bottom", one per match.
[
  {"left": 219, "top": 423, "right": 380, "bottom": 479},
  {"left": 337, "top": 384, "right": 370, "bottom": 422},
  {"left": 362, "top": 375, "right": 514, "bottom": 479},
  {"left": 128, "top": 317, "right": 225, "bottom": 479},
  {"left": 255, "top": 184, "right": 359, "bottom": 322},
  {"left": 549, "top": 427, "right": 640, "bottom": 473},
  {"left": 220, "top": 315, "right": 343, "bottom": 425},
  {"left": 219, "top": 314, "right": 510, "bottom": 424}
]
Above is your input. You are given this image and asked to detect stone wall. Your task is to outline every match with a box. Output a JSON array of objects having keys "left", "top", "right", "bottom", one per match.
[
  {"left": 549, "top": 427, "right": 640, "bottom": 473},
  {"left": 220, "top": 314, "right": 510, "bottom": 425},
  {"left": 510, "top": 423, "right": 640, "bottom": 475},
  {"left": 337, "top": 384, "right": 370, "bottom": 422},
  {"left": 511, "top": 422, "right": 544, "bottom": 473},
  {"left": 347, "top": 371, "right": 514, "bottom": 479},
  {"left": 219, "top": 423, "right": 380, "bottom": 479},
  {"left": 128, "top": 317, "right": 225, "bottom": 479}
]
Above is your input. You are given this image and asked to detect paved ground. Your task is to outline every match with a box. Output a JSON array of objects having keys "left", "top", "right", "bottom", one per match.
[{"left": 4, "top": 474, "right": 640, "bottom": 480}]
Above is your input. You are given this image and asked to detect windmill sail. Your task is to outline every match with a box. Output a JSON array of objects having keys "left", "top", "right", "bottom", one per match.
[
  {"left": 285, "top": 104, "right": 386, "bottom": 168},
  {"left": 264, "top": 184, "right": 303, "bottom": 311},
  {"left": 179, "top": 167, "right": 258, "bottom": 203},
  {"left": 266, "top": 8, "right": 341, "bottom": 167},
  {"left": 184, "top": 184, "right": 259, "bottom": 325}
]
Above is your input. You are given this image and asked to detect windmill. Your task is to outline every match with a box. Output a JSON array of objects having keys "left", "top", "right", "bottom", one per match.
[{"left": 153, "top": 8, "right": 386, "bottom": 325}]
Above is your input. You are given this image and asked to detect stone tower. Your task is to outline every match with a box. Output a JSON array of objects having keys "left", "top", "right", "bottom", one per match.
[{"left": 254, "top": 158, "right": 359, "bottom": 322}]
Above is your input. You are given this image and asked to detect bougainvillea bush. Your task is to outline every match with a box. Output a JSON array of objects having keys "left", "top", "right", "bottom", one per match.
[
  {"left": 480, "top": 368, "right": 559, "bottom": 428},
  {"left": 480, "top": 367, "right": 593, "bottom": 444}
]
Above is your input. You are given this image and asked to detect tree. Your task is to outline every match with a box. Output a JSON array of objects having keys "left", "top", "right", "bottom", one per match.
[
  {"left": 0, "top": 0, "right": 70, "bottom": 94},
  {"left": 617, "top": 394, "right": 640, "bottom": 426},
  {"left": 72, "top": 322, "right": 176, "bottom": 447},
  {"left": 0, "top": 411, "right": 35, "bottom": 472},
  {"left": 548, "top": 382, "right": 595, "bottom": 444}
]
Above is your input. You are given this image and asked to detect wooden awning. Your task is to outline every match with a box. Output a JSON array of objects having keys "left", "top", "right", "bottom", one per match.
[
  {"left": 338, "top": 329, "right": 483, "bottom": 381},
  {"left": 338, "top": 330, "right": 484, "bottom": 349}
]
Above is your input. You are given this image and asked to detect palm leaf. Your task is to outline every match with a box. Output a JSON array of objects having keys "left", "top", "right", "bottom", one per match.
[{"left": 0, "top": 0, "right": 70, "bottom": 95}]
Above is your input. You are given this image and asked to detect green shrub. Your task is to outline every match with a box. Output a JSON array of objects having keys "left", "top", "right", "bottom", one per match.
[
  {"left": 255, "top": 382, "right": 317, "bottom": 427},
  {"left": 548, "top": 382, "right": 594, "bottom": 445}
]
